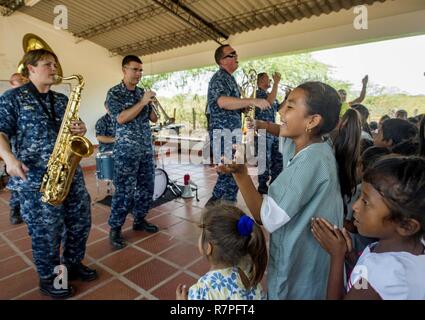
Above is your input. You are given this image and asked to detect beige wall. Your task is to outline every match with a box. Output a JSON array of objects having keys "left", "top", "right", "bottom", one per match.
[
  {"left": 143, "top": 0, "right": 425, "bottom": 74},
  {"left": 0, "top": 12, "right": 123, "bottom": 143}
]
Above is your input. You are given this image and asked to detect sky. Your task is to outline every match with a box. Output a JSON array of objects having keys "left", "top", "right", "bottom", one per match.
[
  {"left": 311, "top": 34, "right": 425, "bottom": 96},
  {"left": 156, "top": 34, "right": 425, "bottom": 97}
]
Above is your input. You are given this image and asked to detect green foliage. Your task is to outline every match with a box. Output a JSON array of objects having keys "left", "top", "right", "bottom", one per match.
[
  {"left": 157, "top": 95, "right": 208, "bottom": 130},
  {"left": 141, "top": 53, "right": 424, "bottom": 128},
  {"left": 363, "top": 94, "right": 425, "bottom": 121}
]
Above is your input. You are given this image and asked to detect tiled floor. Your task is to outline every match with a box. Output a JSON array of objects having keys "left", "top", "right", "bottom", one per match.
[{"left": 0, "top": 152, "right": 264, "bottom": 300}]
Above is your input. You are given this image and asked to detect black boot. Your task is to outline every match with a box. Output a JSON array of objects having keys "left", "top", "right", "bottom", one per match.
[
  {"left": 109, "top": 227, "right": 126, "bottom": 249},
  {"left": 39, "top": 276, "right": 74, "bottom": 299},
  {"left": 133, "top": 219, "right": 159, "bottom": 233},
  {"left": 9, "top": 207, "right": 23, "bottom": 225},
  {"left": 67, "top": 262, "right": 98, "bottom": 282}
]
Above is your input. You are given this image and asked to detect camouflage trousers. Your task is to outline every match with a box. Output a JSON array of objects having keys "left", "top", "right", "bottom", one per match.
[
  {"left": 210, "top": 131, "right": 239, "bottom": 202},
  {"left": 109, "top": 151, "right": 155, "bottom": 229},
  {"left": 256, "top": 133, "right": 283, "bottom": 190},
  {"left": 9, "top": 190, "right": 20, "bottom": 210},
  {"left": 18, "top": 180, "right": 91, "bottom": 279}
]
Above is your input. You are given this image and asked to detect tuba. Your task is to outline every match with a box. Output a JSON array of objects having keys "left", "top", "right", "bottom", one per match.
[{"left": 40, "top": 75, "right": 94, "bottom": 205}]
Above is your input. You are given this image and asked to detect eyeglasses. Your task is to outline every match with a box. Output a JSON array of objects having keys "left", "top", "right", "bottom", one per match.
[
  {"left": 221, "top": 51, "right": 237, "bottom": 60},
  {"left": 125, "top": 67, "right": 144, "bottom": 73}
]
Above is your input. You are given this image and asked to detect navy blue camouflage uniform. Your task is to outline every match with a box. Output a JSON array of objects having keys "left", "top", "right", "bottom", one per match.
[
  {"left": 1, "top": 89, "right": 20, "bottom": 214},
  {"left": 208, "top": 68, "right": 243, "bottom": 202},
  {"left": 0, "top": 82, "right": 91, "bottom": 279},
  {"left": 106, "top": 81, "right": 154, "bottom": 229},
  {"left": 255, "top": 89, "right": 283, "bottom": 191},
  {"left": 95, "top": 113, "right": 116, "bottom": 153},
  {"left": 9, "top": 137, "right": 20, "bottom": 212}
]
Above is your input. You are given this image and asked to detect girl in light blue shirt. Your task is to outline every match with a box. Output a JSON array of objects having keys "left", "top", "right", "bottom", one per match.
[{"left": 219, "top": 82, "right": 361, "bottom": 299}]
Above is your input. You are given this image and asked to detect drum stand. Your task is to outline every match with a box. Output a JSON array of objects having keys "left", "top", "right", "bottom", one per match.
[
  {"left": 95, "top": 176, "right": 114, "bottom": 202},
  {"left": 167, "top": 179, "right": 182, "bottom": 197}
]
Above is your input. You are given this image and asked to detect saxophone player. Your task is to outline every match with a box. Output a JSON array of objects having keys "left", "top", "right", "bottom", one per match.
[
  {"left": 0, "top": 49, "right": 96, "bottom": 299},
  {"left": 106, "top": 55, "right": 159, "bottom": 250}
]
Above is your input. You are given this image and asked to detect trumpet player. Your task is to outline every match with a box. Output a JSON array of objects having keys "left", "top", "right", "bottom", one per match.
[
  {"left": 254, "top": 72, "right": 283, "bottom": 194},
  {"left": 0, "top": 49, "right": 96, "bottom": 298},
  {"left": 106, "top": 55, "right": 159, "bottom": 250},
  {"left": 205, "top": 45, "right": 271, "bottom": 207}
]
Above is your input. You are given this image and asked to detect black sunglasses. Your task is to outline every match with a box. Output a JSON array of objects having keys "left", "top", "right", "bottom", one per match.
[{"left": 222, "top": 51, "right": 237, "bottom": 59}]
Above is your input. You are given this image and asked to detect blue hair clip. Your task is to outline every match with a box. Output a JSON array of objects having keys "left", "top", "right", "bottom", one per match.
[{"left": 237, "top": 215, "right": 254, "bottom": 237}]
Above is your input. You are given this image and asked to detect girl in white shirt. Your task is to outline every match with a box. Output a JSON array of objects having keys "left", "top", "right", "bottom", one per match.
[{"left": 312, "top": 156, "right": 425, "bottom": 300}]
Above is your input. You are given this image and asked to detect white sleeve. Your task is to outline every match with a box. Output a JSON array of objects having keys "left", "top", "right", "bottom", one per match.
[
  {"left": 350, "top": 254, "right": 408, "bottom": 300},
  {"left": 260, "top": 195, "right": 291, "bottom": 233}
]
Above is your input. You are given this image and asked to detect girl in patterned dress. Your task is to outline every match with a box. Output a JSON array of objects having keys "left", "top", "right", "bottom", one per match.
[
  {"left": 312, "top": 156, "right": 425, "bottom": 299},
  {"left": 176, "top": 205, "right": 267, "bottom": 300}
]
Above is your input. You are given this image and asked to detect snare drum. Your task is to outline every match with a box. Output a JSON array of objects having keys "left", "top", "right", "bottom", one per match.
[
  {"left": 96, "top": 151, "right": 114, "bottom": 180},
  {"left": 153, "top": 168, "right": 168, "bottom": 201}
]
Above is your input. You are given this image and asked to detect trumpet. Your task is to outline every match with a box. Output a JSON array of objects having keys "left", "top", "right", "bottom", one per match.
[{"left": 149, "top": 94, "right": 175, "bottom": 127}]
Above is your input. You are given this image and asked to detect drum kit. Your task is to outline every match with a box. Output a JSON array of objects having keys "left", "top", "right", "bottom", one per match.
[{"left": 95, "top": 151, "right": 182, "bottom": 201}]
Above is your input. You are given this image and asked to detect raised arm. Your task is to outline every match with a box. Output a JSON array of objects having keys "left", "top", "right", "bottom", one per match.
[
  {"left": 349, "top": 75, "right": 368, "bottom": 106},
  {"left": 116, "top": 90, "right": 156, "bottom": 124},
  {"left": 218, "top": 96, "right": 270, "bottom": 111},
  {"left": 255, "top": 120, "right": 281, "bottom": 137},
  {"left": 266, "top": 72, "right": 281, "bottom": 106}
]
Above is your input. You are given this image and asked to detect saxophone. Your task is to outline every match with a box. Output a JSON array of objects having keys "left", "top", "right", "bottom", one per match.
[{"left": 40, "top": 75, "right": 94, "bottom": 205}]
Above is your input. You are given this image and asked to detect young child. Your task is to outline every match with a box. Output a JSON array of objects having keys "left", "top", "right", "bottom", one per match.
[
  {"left": 374, "top": 118, "right": 418, "bottom": 149},
  {"left": 312, "top": 156, "right": 425, "bottom": 299},
  {"left": 176, "top": 205, "right": 267, "bottom": 300},
  {"left": 344, "top": 146, "right": 391, "bottom": 259},
  {"left": 219, "top": 82, "right": 361, "bottom": 299}
]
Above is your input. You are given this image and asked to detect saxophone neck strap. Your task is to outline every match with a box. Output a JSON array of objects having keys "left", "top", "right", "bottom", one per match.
[{"left": 27, "top": 81, "right": 58, "bottom": 129}]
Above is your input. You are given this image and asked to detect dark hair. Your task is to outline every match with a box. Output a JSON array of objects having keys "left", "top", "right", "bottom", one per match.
[
  {"left": 333, "top": 108, "right": 362, "bottom": 200},
  {"left": 257, "top": 72, "right": 267, "bottom": 85},
  {"left": 408, "top": 117, "right": 420, "bottom": 125},
  {"left": 199, "top": 205, "right": 267, "bottom": 289},
  {"left": 361, "top": 146, "right": 391, "bottom": 171},
  {"left": 369, "top": 121, "right": 378, "bottom": 131},
  {"left": 297, "top": 82, "right": 341, "bottom": 135},
  {"left": 381, "top": 119, "right": 418, "bottom": 146},
  {"left": 395, "top": 109, "right": 408, "bottom": 119},
  {"left": 391, "top": 140, "right": 419, "bottom": 156},
  {"left": 122, "top": 55, "right": 142, "bottom": 67},
  {"left": 360, "top": 138, "right": 374, "bottom": 154},
  {"left": 419, "top": 116, "right": 425, "bottom": 157},
  {"left": 379, "top": 115, "right": 391, "bottom": 125},
  {"left": 21, "top": 49, "right": 59, "bottom": 78},
  {"left": 214, "top": 44, "right": 230, "bottom": 65},
  {"left": 298, "top": 82, "right": 361, "bottom": 200},
  {"left": 351, "top": 104, "right": 372, "bottom": 137},
  {"left": 363, "top": 156, "right": 425, "bottom": 240}
]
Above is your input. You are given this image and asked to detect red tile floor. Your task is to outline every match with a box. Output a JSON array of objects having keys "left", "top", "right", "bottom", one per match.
[{"left": 0, "top": 152, "right": 266, "bottom": 300}]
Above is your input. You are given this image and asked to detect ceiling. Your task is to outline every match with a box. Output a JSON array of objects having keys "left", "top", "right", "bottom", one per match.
[{"left": 1, "top": 0, "right": 388, "bottom": 56}]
